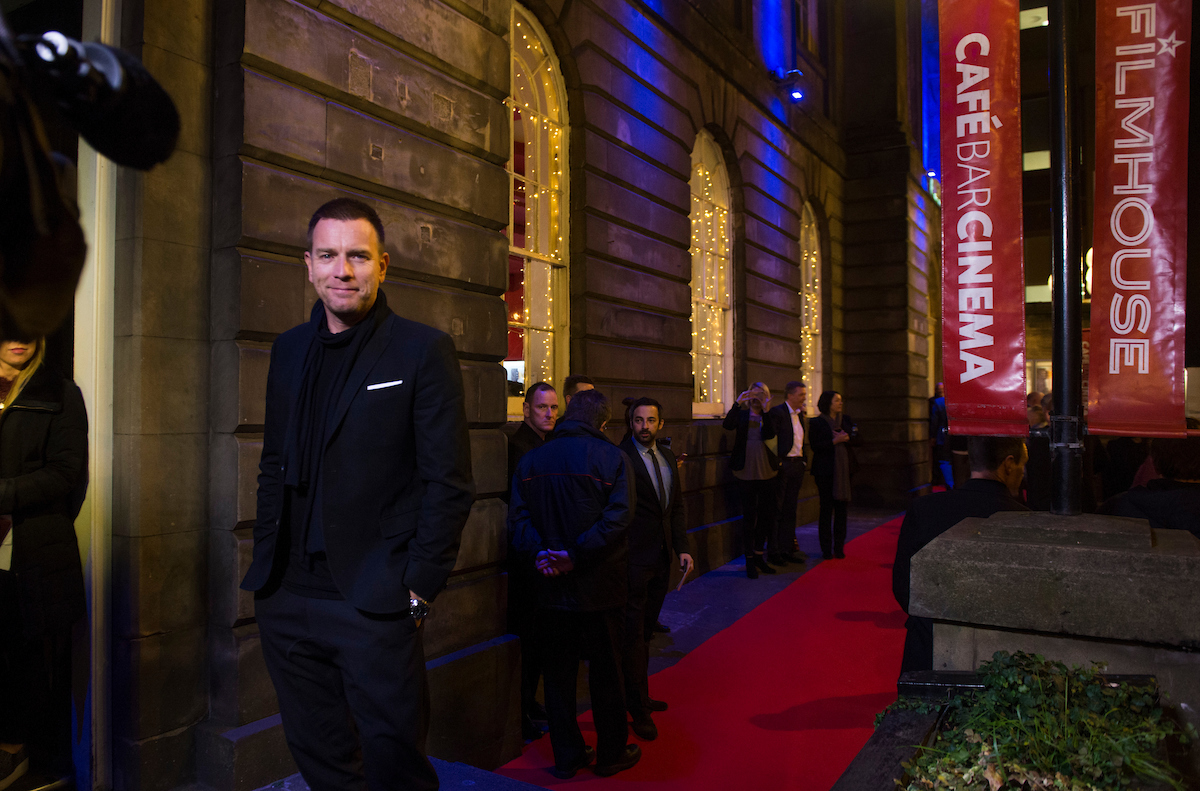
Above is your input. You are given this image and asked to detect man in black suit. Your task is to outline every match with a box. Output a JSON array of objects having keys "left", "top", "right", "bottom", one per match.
[
  {"left": 242, "top": 198, "right": 475, "bottom": 791},
  {"left": 503, "top": 381, "right": 558, "bottom": 740},
  {"left": 768, "top": 381, "right": 808, "bottom": 565},
  {"left": 509, "top": 389, "right": 642, "bottom": 779},
  {"left": 892, "top": 436, "right": 1028, "bottom": 677},
  {"left": 618, "top": 397, "right": 692, "bottom": 741}
]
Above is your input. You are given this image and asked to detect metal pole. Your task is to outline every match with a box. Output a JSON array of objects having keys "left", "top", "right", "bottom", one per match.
[{"left": 1048, "top": 0, "right": 1083, "bottom": 515}]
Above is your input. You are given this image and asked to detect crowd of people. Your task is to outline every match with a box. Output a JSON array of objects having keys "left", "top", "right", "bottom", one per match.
[{"left": 4, "top": 195, "right": 1197, "bottom": 791}]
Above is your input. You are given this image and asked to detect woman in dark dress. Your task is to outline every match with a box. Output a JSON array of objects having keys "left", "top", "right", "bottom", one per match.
[
  {"left": 0, "top": 337, "right": 89, "bottom": 787},
  {"left": 722, "top": 382, "right": 780, "bottom": 578},
  {"left": 809, "top": 391, "right": 856, "bottom": 559}
]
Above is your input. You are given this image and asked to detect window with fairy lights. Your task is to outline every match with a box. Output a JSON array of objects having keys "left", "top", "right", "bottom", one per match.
[
  {"left": 504, "top": 6, "right": 569, "bottom": 417},
  {"left": 690, "top": 131, "right": 734, "bottom": 416},
  {"left": 800, "top": 202, "right": 823, "bottom": 407}
]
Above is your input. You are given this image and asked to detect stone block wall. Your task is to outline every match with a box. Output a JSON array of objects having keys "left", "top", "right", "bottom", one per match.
[
  {"left": 838, "top": 0, "right": 940, "bottom": 508},
  {"left": 206, "top": 0, "right": 516, "bottom": 785},
  {"left": 111, "top": 0, "right": 215, "bottom": 787}
]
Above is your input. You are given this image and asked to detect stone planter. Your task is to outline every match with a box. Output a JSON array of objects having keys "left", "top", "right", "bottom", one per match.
[{"left": 832, "top": 670, "right": 1186, "bottom": 791}]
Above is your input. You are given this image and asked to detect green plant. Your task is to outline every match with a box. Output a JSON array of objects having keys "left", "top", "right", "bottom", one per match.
[{"left": 879, "top": 651, "right": 1195, "bottom": 790}]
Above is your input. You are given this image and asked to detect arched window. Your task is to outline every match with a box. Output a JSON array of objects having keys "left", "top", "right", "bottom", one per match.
[
  {"left": 799, "top": 202, "right": 822, "bottom": 408},
  {"left": 690, "top": 131, "right": 734, "bottom": 415},
  {"left": 505, "top": 7, "right": 568, "bottom": 416}
]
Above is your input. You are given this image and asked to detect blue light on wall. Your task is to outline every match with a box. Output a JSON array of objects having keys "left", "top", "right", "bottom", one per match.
[
  {"left": 920, "top": 0, "right": 941, "bottom": 192},
  {"left": 756, "top": 0, "right": 790, "bottom": 77}
]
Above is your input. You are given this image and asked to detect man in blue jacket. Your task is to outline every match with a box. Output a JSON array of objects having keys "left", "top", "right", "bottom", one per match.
[
  {"left": 509, "top": 389, "right": 641, "bottom": 779},
  {"left": 243, "top": 198, "right": 474, "bottom": 791}
]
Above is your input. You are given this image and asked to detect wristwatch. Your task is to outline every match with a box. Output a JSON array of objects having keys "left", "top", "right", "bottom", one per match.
[{"left": 409, "top": 597, "right": 430, "bottom": 621}]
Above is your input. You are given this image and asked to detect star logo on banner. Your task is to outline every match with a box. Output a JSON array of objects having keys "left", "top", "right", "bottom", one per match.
[{"left": 1158, "top": 31, "right": 1185, "bottom": 57}]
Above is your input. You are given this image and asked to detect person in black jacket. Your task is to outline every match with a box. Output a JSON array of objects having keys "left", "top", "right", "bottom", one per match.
[
  {"left": 0, "top": 337, "right": 88, "bottom": 787},
  {"left": 242, "top": 199, "right": 474, "bottom": 791},
  {"left": 509, "top": 389, "right": 641, "bottom": 779},
  {"left": 618, "top": 397, "right": 692, "bottom": 741},
  {"left": 504, "top": 382, "right": 558, "bottom": 740},
  {"left": 723, "top": 382, "right": 780, "bottom": 578},
  {"left": 809, "top": 391, "right": 858, "bottom": 559},
  {"left": 892, "top": 436, "right": 1028, "bottom": 677},
  {"left": 1100, "top": 422, "right": 1200, "bottom": 537}
]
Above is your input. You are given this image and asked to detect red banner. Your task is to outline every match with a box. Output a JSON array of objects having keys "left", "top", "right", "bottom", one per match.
[
  {"left": 1088, "top": 0, "right": 1191, "bottom": 437},
  {"left": 939, "top": 0, "right": 1027, "bottom": 435}
]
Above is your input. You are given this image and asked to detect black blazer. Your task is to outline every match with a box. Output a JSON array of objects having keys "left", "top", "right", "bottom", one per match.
[
  {"left": 721, "top": 404, "right": 778, "bottom": 472},
  {"left": 767, "top": 403, "right": 808, "bottom": 470},
  {"left": 243, "top": 305, "right": 475, "bottom": 612},
  {"left": 619, "top": 438, "right": 688, "bottom": 566},
  {"left": 808, "top": 412, "right": 857, "bottom": 479}
]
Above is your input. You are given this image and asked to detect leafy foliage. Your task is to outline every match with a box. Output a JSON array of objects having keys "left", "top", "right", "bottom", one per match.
[{"left": 880, "top": 652, "right": 1195, "bottom": 790}]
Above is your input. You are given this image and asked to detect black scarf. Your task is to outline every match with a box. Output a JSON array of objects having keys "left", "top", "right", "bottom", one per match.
[{"left": 283, "top": 291, "right": 388, "bottom": 497}]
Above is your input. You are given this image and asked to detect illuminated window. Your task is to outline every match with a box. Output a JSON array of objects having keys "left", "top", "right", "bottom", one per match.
[
  {"left": 800, "top": 202, "right": 822, "bottom": 409},
  {"left": 690, "top": 131, "right": 733, "bottom": 416},
  {"left": 505, "top": 6, "right": 568, "bottom": 416}
]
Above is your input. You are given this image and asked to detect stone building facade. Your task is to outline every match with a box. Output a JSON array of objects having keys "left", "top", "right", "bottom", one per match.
[{"left": 24, "top": 0, "right": 941, "bottom": 787}]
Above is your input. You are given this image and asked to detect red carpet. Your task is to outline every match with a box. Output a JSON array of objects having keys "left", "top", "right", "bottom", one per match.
[{"left": 496, "top": 516, "right": 908, "bottom": 790}]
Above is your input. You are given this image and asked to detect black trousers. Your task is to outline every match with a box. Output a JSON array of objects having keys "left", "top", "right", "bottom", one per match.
[
  {"left": 0, "top": 570, "right": 73, "bottom": 773},
  {"left": 814, "top": 474, "right": 848, "bottom": 555},
  {"left": 772, "top": 457, "right": 806, "bottom": 555},
  {"left": 622, "top": 562, "right": 668, "bottom": 717},
  {"left": 538, "top": 608, "right": 628, "bottom": 769},
  {"left": 737, "top": 477, "right": 778, "bottom": 557},
  {"left": 256, "top": 586, "right": 436, "bottom": 791},
  {"left": 899, "top": 615, "right": 934, "bottom": 677},
  {"left": 506, "top": 567, "right": 543, "bottom": 720}
]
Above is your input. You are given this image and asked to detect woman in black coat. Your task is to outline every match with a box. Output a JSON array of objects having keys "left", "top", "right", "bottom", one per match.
[
  {"left": 722, "top": 383, "right": 780, "bottom": 578},
  {"left": 809, "top": 390, "right": 856, "bottom": 559},
  {"left": 0, "top": 337, "right": 88, "bottom": 786}
]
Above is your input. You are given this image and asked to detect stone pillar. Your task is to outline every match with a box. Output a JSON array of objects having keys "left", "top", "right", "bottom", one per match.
[
  {"left": 110, "top": 1, "right": 214, "bottom": 788},
  {"left": 911, "top": 511, "right": 1200, "bottom": 765},
  {"left": 838, "top": 0, "right": 938, "bottom": 507}
]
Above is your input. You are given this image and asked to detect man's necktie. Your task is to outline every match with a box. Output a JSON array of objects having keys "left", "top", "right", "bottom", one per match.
[{"left": 647, "top": 447, "right": 667, "bottom": 507}]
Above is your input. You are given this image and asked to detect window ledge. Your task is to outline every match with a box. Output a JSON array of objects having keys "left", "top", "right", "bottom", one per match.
[{"left": 692, "top": 402, "right": 726, "bottom": 419}]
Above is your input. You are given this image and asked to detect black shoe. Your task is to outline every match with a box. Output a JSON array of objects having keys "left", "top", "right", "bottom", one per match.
[
  {"left": 822, "top": 552, "right": 833, "bottom": 560},
  {"left": 834, "top": 550, "right": 845, "bottom": 559},
  {"left": 647, "top": 698, "right": 668, "bottom": 712},
  {"left": 550, "top": 745, "right": 595, "bottom": 779},
  {"left": 0, "top": 747, "right": 29, "bottom": 791},
  {"left": 783, "top": 552, "right": 807, "bottom": 563},
  {"left": 653, "top": 621, "right": 670, "bottom": 633},
  {"left": 594, "top": 744, "right": 642, "bottom": 777},
  {"left": 522, "top": 714, "right": 547, "bottom": 741},
  {"left": 746, "top": 560, "right": 759, "bottom": 579},
  {"left": 755, "top": 556, "right": 777, "bottom": 574},
  {"left": 630, "top": 712, "right": 658, "bottom": 740},
  {"left": 767, "top": 553, "right": 787, "bottom": 566}
]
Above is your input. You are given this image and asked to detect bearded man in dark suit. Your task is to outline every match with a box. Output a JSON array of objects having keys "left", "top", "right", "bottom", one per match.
[
  {"left": 242, "top": 198, "right": 474, "bottom": 791},
  {"left": 617, "top": 397, "right": 692, "bottom": 741},
  {"left": 892, "top": 435, "right": 1028, "bottom": 677}
]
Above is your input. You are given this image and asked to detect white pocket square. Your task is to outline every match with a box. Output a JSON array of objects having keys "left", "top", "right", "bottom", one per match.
[{"left": 366, "top": 379, "right": 404, "bottom": 391}]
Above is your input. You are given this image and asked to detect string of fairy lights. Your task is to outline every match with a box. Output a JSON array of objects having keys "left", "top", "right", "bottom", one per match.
[
  {"left": 506, "top": 11, "right": 566, "bottom": 390},
  {"left": 690, "top": 134, "right": 732, "bottom": 405},
  {"left": 799, "top": 203, "right": 822, "bottom": 397}
]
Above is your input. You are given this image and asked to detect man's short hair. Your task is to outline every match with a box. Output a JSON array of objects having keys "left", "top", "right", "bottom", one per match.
[
  {"left": 563, "top": 374, "right": 595, "bottom": 397},
  {"left": 523, "top": 381, "right": 555, "bottom": 404},
  {"left": 307, "top": 198, "right": 386, "bottom": 250},
  {"left": 1150, "top": 418, "right": 1200, "bottom": 481},
  {"left": 968, "top": 436, "right": 1027, "bottom": 473},
  {"left": 624, "top": 396, "right": 663, "bottom": 426},
  {"left": 562, "top": 388, "right": 610, "bottom": 430},
  {"left": 785, "top": 381, "right": 806, "bottom": 395}
]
